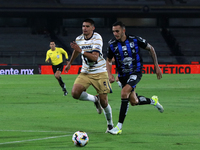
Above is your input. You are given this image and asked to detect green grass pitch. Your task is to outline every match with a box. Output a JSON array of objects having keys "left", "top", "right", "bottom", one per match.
[{"left": 0, "top": 74, "right": 200, "bottom": 150}]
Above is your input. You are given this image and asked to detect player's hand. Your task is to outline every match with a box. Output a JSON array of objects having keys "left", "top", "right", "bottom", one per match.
[
  {"left": 45, "top": 59, "right": 50, "bottom": 63},
  {"left": 70, "top": 41, "right": 82, "bottom": 53},
  {"left": 64, "top": 64, "right": 71, "bottom": 73},
  {"left": 109, "top": 74, "right": 115, "bottom": 83},
  {"left": 156, "top": 66, "right": 162, "bottom": 80}
]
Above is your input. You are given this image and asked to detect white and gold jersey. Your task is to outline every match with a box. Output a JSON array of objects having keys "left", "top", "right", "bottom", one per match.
[{"left": 76, "top": 32, "right": 107, "bottom": 74}]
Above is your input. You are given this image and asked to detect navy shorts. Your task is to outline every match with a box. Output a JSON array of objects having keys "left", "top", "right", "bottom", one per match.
[
  {"left": 118, "top": 73, "right": 142, "bottom": 90},
  {"left": 52, "top": 63, "right": 63, "bottom": 74}
]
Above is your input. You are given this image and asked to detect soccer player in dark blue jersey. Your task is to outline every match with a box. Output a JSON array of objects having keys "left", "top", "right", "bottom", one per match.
[{"left": 106, "top": 21, "right": 163, "bottom": 135}]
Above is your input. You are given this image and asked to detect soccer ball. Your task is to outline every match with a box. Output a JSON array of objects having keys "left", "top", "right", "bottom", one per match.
[{"left": 72, "top": 131, "right": 89, "bottom": 147}]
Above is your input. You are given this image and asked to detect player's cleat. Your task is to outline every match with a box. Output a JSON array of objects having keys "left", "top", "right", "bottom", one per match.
[
  {"left": 105, "top": 125, "right": 114, "bottom": 133},
  {"left": 94, "top": 95, "right": 102, "bottom": 114},
  {"left": 62, "top": 84, "right": 68, "bottom": 96},
  {"left": 108, "top": 126, "right": 122, "bottom": 135},
  {"left": 152, "top": 95, "right": 164, "bottom": 113},
  {"left": 63, "top": 90, "right": 68, "bottom": 96}
]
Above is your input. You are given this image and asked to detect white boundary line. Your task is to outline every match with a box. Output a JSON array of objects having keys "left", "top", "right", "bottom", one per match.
[
  {"left": 0, "top": 134, "right": 71, "bottom": 145},
  {"left": 0, "top": 130, "right": 73, "bottom": 133},
  {"left": 0, "top": 129, "right": 73, "bottom": 145}
]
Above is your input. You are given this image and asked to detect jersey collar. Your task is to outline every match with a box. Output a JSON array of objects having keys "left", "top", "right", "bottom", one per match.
[{"left": 84, "top": 32, "right": 94, "bottom": 41}]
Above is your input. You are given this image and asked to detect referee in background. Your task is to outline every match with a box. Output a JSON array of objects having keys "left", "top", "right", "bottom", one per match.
[{"left": 45, "top": 40, "right": 69, "bottom": 96}]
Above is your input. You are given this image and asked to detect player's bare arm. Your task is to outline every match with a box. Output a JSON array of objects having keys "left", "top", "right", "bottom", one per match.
[
  {"left": 64, "top": 48, "right": 79, "bottom": 73},
  {"left": 145, "top": 43, "right": 162, "bottom": 79},
  {"left": 83, "top": 51, "right": 99, "bottom": 62},
  {"left": 106, "top": 58, "right": 115, "bottom": 83}
]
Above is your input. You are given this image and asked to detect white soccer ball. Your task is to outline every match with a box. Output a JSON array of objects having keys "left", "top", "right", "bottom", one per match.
[{"left": 72, "top": 131, "right": 89, "bottom": 147}]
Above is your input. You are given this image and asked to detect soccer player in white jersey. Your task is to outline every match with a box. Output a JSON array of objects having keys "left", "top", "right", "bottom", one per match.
[{"left": 64, "top": 19, "right": 114, "bottom": 132}]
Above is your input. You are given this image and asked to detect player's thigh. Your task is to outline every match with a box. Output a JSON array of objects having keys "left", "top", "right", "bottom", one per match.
[
  {"left": 72, "top": 73, "right": 88, "bottom": 98},
  {"left": 121, "top": 84, "right": 132, "bottom": 99},
  {"left": 71, "top": 84, "right": 86, "bottom": 99},
  {"left": 73, "top": 73, "right": 90, "bottom": 91},
  {"left": 93, "top": 72, "right": 112, "bottom": 94}
]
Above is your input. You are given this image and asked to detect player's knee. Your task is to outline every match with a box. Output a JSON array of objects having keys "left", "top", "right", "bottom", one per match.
[
  {"left": 129, "top": 98, "right": 139, "bottom": 106},
  {"left": 55, "top": 74, "right": 60, "bottom": 80},
  {"left": 98, "top": 95, "right": 108, "bottom": 108},
  {"left": 121, "top": 92, "right": 129, "bottom": 99},
  {"left": 71, "top": 91, "right": 80, "bottom": 99}
]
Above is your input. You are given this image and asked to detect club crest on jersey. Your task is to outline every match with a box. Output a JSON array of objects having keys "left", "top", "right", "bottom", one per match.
[{"left": 130, "top": 42, "right": 135, "bottom": 48}]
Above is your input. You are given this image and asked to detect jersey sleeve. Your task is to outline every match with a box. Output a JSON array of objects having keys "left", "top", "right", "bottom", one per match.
[
  {"left": 92, "top": 33, "right": 103, "bottom": 54},
  {"left": 136, "top": 36, "right": 148, "bottom": 49},
  {"left": 60, "top": 48, "right": 69, "bottom": 60}
]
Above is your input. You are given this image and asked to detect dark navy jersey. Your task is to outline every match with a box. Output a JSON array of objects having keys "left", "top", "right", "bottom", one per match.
[{"left": 107, "top": 35, "right": 148, "bottom": 77}]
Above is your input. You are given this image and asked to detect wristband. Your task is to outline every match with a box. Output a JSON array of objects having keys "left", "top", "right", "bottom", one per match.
[{"left": 81, "top": 50, "right": 84, "bottom": 55}]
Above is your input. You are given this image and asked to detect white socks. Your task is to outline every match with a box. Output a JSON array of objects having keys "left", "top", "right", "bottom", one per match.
[
  {"left": 103, "top": 104, "right": 113, "bottom": 126},
  {"left": 79, "top": 92, "right": 113, "bottom": 126},
  {"left": 79, "top": 91, "right": 96, "bottom": 102},
  {"left": 117, "top": 122, "right": 123, "bottom": 130}
]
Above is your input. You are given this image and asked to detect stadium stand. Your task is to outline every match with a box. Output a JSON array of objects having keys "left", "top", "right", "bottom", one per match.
[
  {"left": 0, "top": 0, "right": 199, "bottom": 65},
  {"left": 0, "top": 0, "right": 56, "bottom": 4},
  {"left": 0, "top": 26, "right": 189, "bottom": 65},
  {"left": 160, "top": 27, "right": 200, "bottom": 64},
  {"left": 0, "top": 0, "right": 199, "bottom": 6},
  {"left": 170, "top": 28, "right": 200, "bottom": 56},
  {"left": 59, "top": 0, "right": 166, "bottom": 5},
  {"left": 172, "top": 0, "right": 200, "bottom": 5},
  {"left": 0, "top": 27, "right": 50, "bottom": 65}
]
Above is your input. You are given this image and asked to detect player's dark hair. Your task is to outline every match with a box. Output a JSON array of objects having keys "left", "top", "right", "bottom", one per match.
[
  {"left": 50, "top": 40, "right": 55, "bottom": 43},
  {"left": 83, "top": 18, "right": 95, "bottom": 26},
  {"left": 112, "top": 21, "right": 125, "bottom": 29}
]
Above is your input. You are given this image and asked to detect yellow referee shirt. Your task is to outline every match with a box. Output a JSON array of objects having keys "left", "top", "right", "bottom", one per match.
[{"left": 45, "top": 47, "right": 68, "bottom": 65}]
